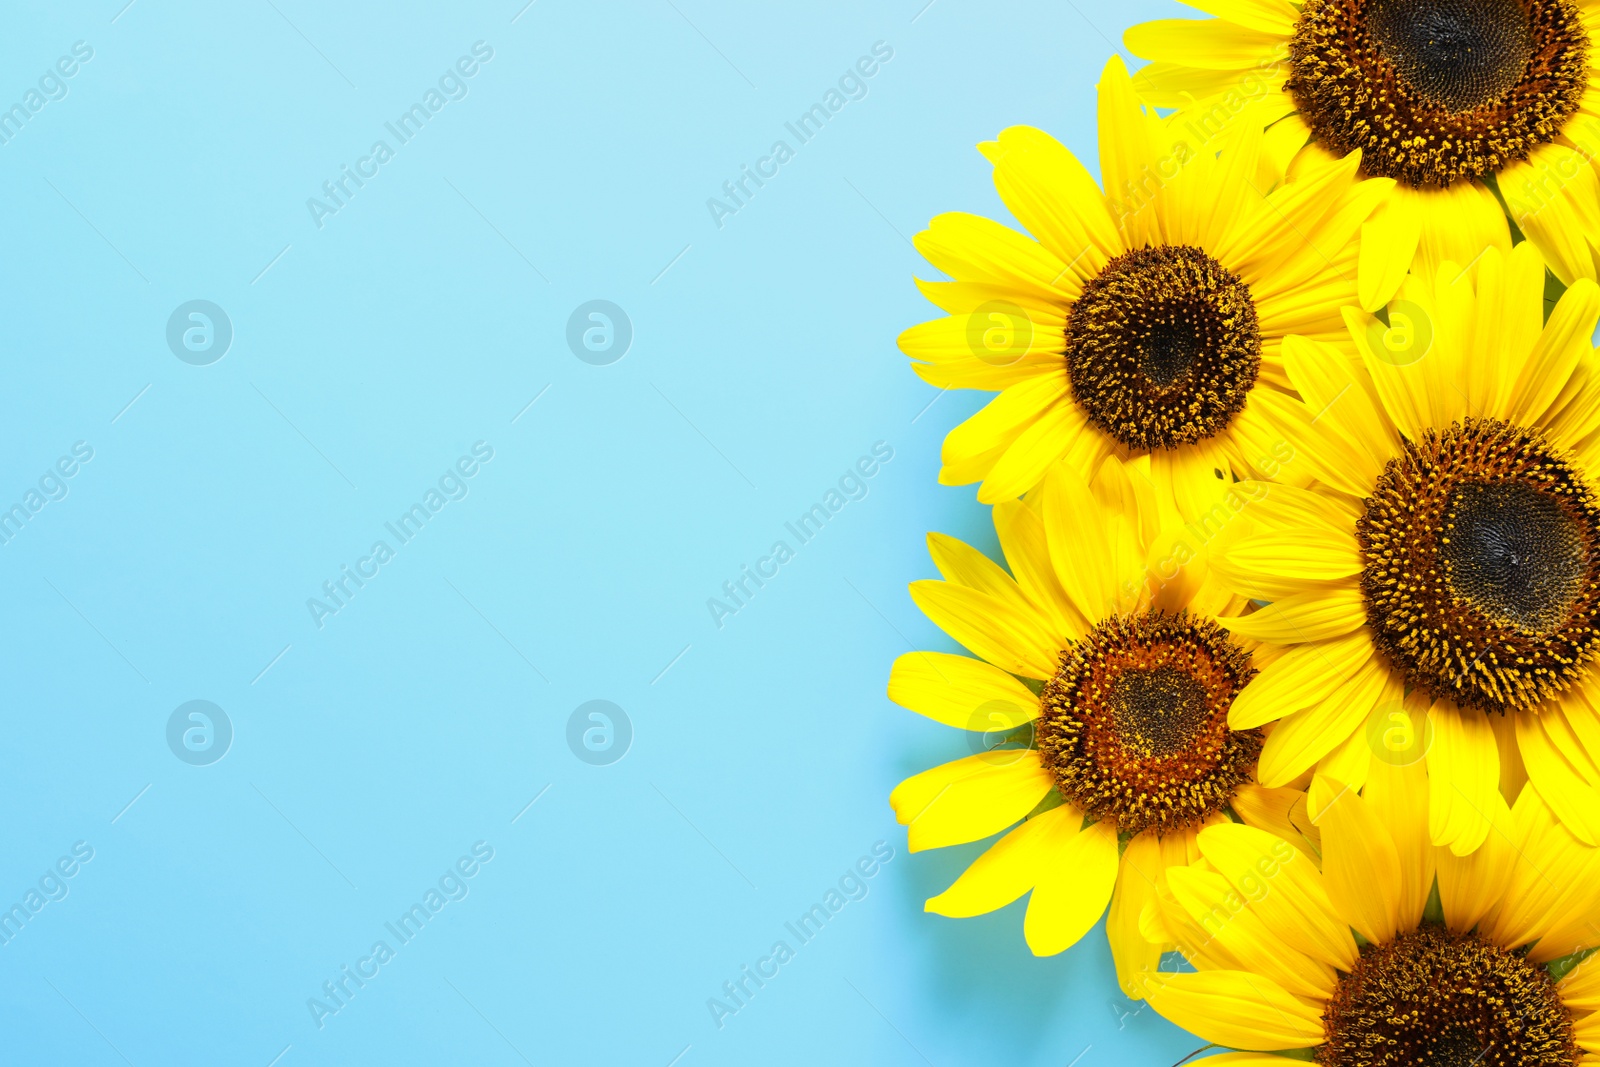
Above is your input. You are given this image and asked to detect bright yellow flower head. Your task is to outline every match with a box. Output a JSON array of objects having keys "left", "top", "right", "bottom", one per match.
[
  {"left": 887, "top": 455, "right": 1298, "bottom": 993},
  {"left": 1126, "top": 0, "right": 1600, "bottom": 304},
  {"left": 1142, "top": 763, "right": 1600, "bottom": 1064},
  {"left": 1207, "top": 240, "right": 1600, "bottom": 855},
  {"left": 899, "top": 54, "right": 1390, "bottom": 507}
]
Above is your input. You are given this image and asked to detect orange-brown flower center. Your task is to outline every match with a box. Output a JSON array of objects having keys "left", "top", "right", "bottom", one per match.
[{"left": 1036, "top": 610, "right": 1259, "bottom": 835}]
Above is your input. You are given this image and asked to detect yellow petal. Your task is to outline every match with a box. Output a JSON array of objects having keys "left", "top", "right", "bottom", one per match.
[
  {"left": 1559, "top": 955, "right": 1600, "bottom": 1013},
  {"left": 1222, "top": 528, "right": 1364, "bottom": 582},
  {"left": 1311, "top": 775, "right": 1403, "bottom": 944},
  {"left": 1258, "top": 656, "right": 1388, "bottom": 787},
  {"left": 925, "top": 803, "right": 1078, "bottom": 917},
  {"left": 993, "top": 498, "right": 1090, "bottom": 641},
  {"left": 1097, "top": 55, "right": 1167, "bottom": 250},
  {"left": 1023, "top": 818, "right": 1119, "bottom": 955},
  {"left": 1143, "top": 970, "right": 1325, "bottom": 1051},
  {"left": 1506, "top": 278, "right": 1600, "bottom": 427},
  {"left": 1279, "top": 333, "right": 1398, "bottom": 477},
  {"left": 986, "top": 125, "right": 1121, "bottom": 270},
  {"left": 1123, "top": 19, "right": 1287, "bottom": 69},
  {"left": 886, "top": 651, "right": 1039, "bottom": 730},
  {"left": 1038, "top": 459, "right": 1141, "bottom": 622},
  {"left": 908, "top": 579, "right": 1061, "bottom": 679},
  {"left": 1428, "top": 700, "right": 1500, "bottom": 856},
  {"left": 1197, "top": 822, "right": 1358, "bottom": 971},
  {"left": 1218, "top": 586, "right": 1366, "bottom": 643},
  {"left": 1228, "top": 631, "right": 1373, "bottom": 730},
  {"left": 1435, "top": 785, "right": 1515, "bottom": 935},
  {"left": 942, "top": 372, "right": 1061, "bottom": 460},
  {"left": 979, "top": 399, "right": 1093, "bottom": 502},
  {"left": 1518, "top": 709, "right": 1600, "bottom": 846},
  {"left": 913, "top": 212, "right": 1075, "bottom": 299},
  {"left": 1164, "top": 865, "right": 1338, "bottom": 1002},
  {"left": 1499, "top": 142, "right": 1600, "bottom": 286},
  {"left": 898, "top": 314, "right": 1064, "bottom": 390},
  {"left": 1312, "top": 724, "right": 1372, "bottom": 801},
  {"left": 1487, "top": 786, "right": 1600, "bottom": 953},
  {"left": 1108, "top": 833, "right": 1183, "bottom": 998},
  {"left": 890, "top": 750, "right": 1055, "bottom": 851},
  {"left": 1231, "top": 783, "right": 1321, "bottom": 854},
  {"left": 1409, "top": 179, "right": 1513, "bottom": 292},
  {"left": 1362, "top": 740, "right": 1435, "bottom": 925},
  {"left": 1358, "top": 194, "right": 1423, "bottom": 310},
  {"left": 1181, "top": 0, "right": 1299, "bottom": 34},
  {"left": 1573, "top": 1007, "right": 1600, "bottom": 1057}
]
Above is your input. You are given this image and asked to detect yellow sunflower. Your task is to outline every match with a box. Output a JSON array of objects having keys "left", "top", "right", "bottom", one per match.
[
  {"left": 1206, "top": 240, "right": 1600, "bottom": 855},
  {"left": 1126, "top": 0, "right": 1600, "bottom": 304},
  {"left": 1141, "top": 763, "right": 1600, "bottom": 1064},
  {"left": 898, "top": 54, "right": 1391, "bottom": 508},
  {"left": 887, "top": 454, "right": 1305, "bottom": 994}
]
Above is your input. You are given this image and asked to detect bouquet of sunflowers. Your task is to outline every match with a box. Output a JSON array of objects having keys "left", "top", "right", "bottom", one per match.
[{"left": 889, "top": 2, "right": 1600, "bottom": 1061}]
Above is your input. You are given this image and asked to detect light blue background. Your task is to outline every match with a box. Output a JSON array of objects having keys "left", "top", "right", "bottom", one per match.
[{"left": 1, "top": 1, "right": 1208, "bottom": 1063}]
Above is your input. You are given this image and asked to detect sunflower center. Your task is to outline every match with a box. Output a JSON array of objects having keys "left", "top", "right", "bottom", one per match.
[
  {"left": 1357, "top": 417, "right": 1600, "bottom": 713},
  {"left": 1288, "top": 0, "right": 1589, "bottom": 187},
  {"left": 1370, "top": 0, "right": 1534, "bottom": 110},
  {"left": 1319, "top": 927, "right": 1577, "bottom": 1066},
  {"left": 1036, "top": 610, "right": 1260, "bottom": 835},
  {"left": 1109, "top": 666, "right": 1213, "bottom": 757},
  {"left": 1064, "top": 245, "right": 1261, "bottom": 453},
  {"left": 1442, "top": 481, "right": 1588, "bottom": 631}
]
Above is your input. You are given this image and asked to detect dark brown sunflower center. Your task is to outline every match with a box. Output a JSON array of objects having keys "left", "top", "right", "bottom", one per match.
[
  {"left": 1288, "top": 0, "right": 1589, "bottom": 187},
  {"left": 1064, "top": 245, "right": 1261, "bottom": 453},
  {"left": 1371, "top": 0, "right": 1534, "bottom": 110},
  {"left": 1442, "top": 480, "right": 1588, "bottom": 630},
  {"left": 1319, "top": 927, "right": 1577, "bottom": 1066},
  {"left": 1036, "top": 610, "right": 1259, "bottom": 835},
  {"left": 1357, "top": 417, "right": 1600, "bottom": 713}
]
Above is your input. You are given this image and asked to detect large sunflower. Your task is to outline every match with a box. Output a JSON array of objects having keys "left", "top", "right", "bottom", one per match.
[
  {"left": 1126, "top": 0, "right": 1600, "bottom": 305},
  {"left": 899, "top": 54, "right": 1391, "bottom": 507},
  {"left": 1207, "top": 240, "right": 1600, "bottom": 855},
  {"left": 888, "top": 455, "right": 1304, "bottom": 994},
  {"left": 1141, "top": 763, "right": 1600, "bottom": 1064}
]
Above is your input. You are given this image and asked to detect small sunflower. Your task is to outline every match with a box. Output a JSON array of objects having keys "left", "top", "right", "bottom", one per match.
[
  {"left": 888, "top": 455, "right": 1300, "bottom": 993},
  {"left": 1126, "top": 0, "right": 1600, "bottom": 304},
  {"left": 1141, "top": 763, "right": 1600, "bottom": 1065},
  {"left": 899, "top": 54, "right": 1391, "bottom": 506},
  {"left": 1207, "top": 240, "right": 1600, "bottom": 855}
]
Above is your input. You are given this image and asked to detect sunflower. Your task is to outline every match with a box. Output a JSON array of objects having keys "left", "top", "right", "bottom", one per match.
[
  {"left": 1125, "top": 0, "right": 1600, "bottom": 305},
  {"left": 898, "top": 54, "right": 1391, "bottom": 508},
  {"left": 1205, "top": 240, "right": 1600, "bottom": 856},
  {"left": 887, "top": 454, "right": 1305, "bottom": 994},
  {"left": 1141, "top": 762, "right": 1600, "bottom": 1065}
]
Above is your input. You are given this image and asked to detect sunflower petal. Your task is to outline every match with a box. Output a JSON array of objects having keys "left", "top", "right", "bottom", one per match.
[
  {"left": 908, "top": 579, "right": 1061, "bottom": 679},
  {"left": 886, "top": 651, "right": 1039, "bottom": 730},
  {"left": 1197, "top": 822, "right": 1358, "bottom": 970},
  {"left": 1142, "top": 970, "right": 1325, "bottom": 1050},
  {"left": 1023, "top": 817, "right": 1119, "bottom": 955},
  {"left": 890, "top": 751, "right": 1055, "bottom": 851},
  {"left": 1218, "top": 586, "right": 1366, "bottom": 643},
  {"left": 925, "top": 803, "right": 1078, "bottom": 917}
]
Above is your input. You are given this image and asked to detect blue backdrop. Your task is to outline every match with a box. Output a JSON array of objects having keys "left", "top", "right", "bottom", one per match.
[{"left": 2, "top": 1, "right": 1209, "bottom": 1063}]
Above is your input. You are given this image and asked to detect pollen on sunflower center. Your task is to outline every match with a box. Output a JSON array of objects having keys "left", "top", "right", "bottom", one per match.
[
  {"left": 1357, "top": 417, "right": 1600, "bottom": 714},
  {"left": 1288, "top": 0, "right": 1590, "bottom": 187},
  {"left": 1319, "top": 926, "right": 1577, "bottom": 1066},
  {"left": 1036, "top": 610, "right": 1260, "bottom": 836},
  {"left": 1064, "top": 245, "right": 1261, "bottom": 453},
  {"left": 1108, "top": 666, "right": 1212, "bottom": 758}
]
